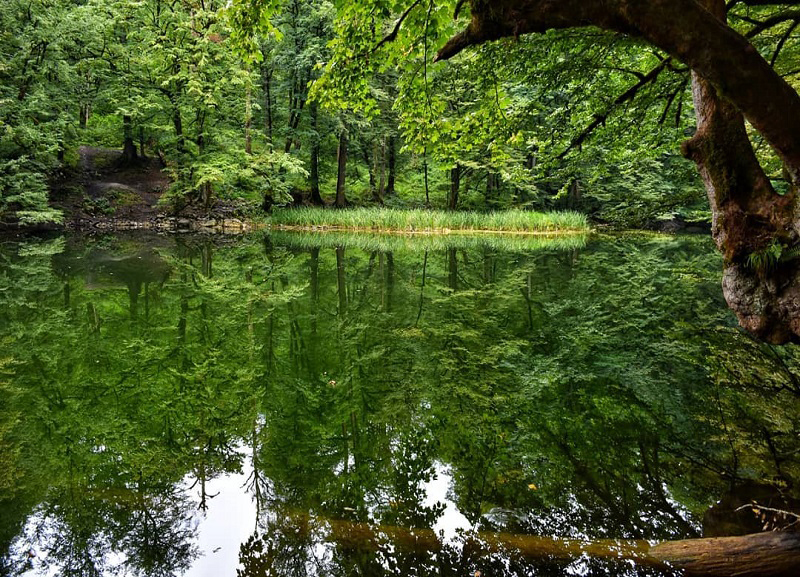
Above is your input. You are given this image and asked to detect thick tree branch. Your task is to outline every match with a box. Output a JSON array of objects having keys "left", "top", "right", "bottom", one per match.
[
  {"left": 730, "top": 0, "right": 800, "bottom": 7},
  {"left": 557, "top": 59, "right": 670, "bottom": 159},
  {"left": 373, "top": 0, "right": 421, "bottom": 52},
  {"left": 743, "top": 10, "right": 800, "bottom": 38},
  {"left": 771, "top": 19, "right": 799, "bottom": 64}
]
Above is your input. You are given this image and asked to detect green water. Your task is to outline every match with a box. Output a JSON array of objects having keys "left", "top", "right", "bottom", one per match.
[{"left": 1, "top": 231, "right": 798, "bottom": 576}]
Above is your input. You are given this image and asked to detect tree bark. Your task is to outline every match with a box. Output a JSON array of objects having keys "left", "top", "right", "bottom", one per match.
[
  {"left": 438, "top": 0, "right": 800, "bottom": 343},
  {"left": 284, "top": 74, "right": 307, "bottom": 154},
  {"left": 335, "top": 128, "right": 348, "bottom": 208},
  {"left": 680, "top": 0, "right": 800, "bottom": 342},
  {"left": 138, "top": 126, "right": 146, "bottom": 159},
  {"left": 79, "top": 104, "right": 90, "bottom": 129},
  {"left": 436, "top": 1, "right": 800, "bottom": 182},
  {"left": 365, "top": 141, "right": 377, "bottom": 196},
  {"left": 273, "top": 509, "right": 800, "bottom": 577}
]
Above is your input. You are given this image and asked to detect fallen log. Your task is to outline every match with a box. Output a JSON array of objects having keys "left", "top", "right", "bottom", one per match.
[
  {"left": 324, "top": 516, "right": 800, "bottom": 575},
  {"left": 258, "top": 511, "right": 800, "bottom": 575},
  {"left": 650, "top": 531, "right": 800, "bottom": 577}
]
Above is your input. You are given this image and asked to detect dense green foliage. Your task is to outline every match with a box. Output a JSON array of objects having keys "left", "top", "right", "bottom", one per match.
[
  {"left": 10, "top": 1, "right": 799, "bottom": 225},
  {"left": 1, "top": 232, "right": 799, "bottom": 575},
  {"left": 5, "top": 1, "right": 800, "bottom": 225}
]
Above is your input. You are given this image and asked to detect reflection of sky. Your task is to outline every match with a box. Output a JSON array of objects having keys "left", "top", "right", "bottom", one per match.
[
  {"left": 184, "top": 458, "right": 256, "bottom": 577},
  {"left": 13, "top": 457, "right": 472, "bottom": 576},
  {"left": 424, "top": 463, "right": 472, "bottom": 541}
]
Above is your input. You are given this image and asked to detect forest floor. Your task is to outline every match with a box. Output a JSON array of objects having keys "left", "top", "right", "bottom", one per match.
[{"left": 51, "top": 146, "right": 257, "bottom": 233}]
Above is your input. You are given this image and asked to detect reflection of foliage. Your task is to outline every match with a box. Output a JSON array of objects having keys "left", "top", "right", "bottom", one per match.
[
  {"left": 14, "top": 485, "right": 198, "bottom": 577},
  {"left": 1, "top": 232, "right": 799, "bottom": 576}
]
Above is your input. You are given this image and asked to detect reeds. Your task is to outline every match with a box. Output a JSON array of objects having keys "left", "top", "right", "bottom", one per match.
[
  {"left": 269, "top": 230, "right": 588, "bottom": 253},
  {"left": 270, "top": 207, "right": 588, "bottom": 234}
]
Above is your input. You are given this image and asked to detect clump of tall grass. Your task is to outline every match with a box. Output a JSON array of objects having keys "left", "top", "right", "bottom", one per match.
[
  {"left": 270, "top": 207, "right": 588, "bottom": 233},
  {"left": 269, "top": 230, "right": 588, "bottom": 253}
]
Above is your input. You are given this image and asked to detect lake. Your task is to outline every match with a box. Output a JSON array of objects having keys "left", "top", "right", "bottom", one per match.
[{"left": 1, "top": 231, "right": 798, "bottom": 576}]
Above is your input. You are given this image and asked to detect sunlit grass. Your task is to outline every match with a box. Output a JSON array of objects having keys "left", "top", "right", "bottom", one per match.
[
  {"left": 270, "top": 207, "right": 589, "bottom": 234},
  {"left": 269, "top": 230, "right": 589, "bottom": 253}
]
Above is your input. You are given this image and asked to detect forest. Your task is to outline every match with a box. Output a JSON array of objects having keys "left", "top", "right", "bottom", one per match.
[
  {"left": 2, "top": 0, "right": 720, "bottom": 224},
  {"left": 3, "top": 1, "right": 800, "bottom": 576}
]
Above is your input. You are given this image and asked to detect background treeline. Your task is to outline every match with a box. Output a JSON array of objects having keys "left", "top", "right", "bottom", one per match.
[{"left": 12, "top": 0, "right": 790, "bottom": 226}]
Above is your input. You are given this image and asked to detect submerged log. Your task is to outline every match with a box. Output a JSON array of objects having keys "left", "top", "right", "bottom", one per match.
[
  {"left": 651, "top": 531, "right": 800, "bottom": 577},
  {"left": 277, "top": 511, "right": 800, "bottom": 576}
]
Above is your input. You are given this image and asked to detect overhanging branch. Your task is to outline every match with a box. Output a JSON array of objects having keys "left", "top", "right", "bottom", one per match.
[
  {"left": 557, "top": 59, "right": 671, "bottom": 159},
  {"left": 373, "top": 0, "right": 421, "bottom": 52},
  {"left": 743, "top": 10, "right": 800, "bottom": 38}
]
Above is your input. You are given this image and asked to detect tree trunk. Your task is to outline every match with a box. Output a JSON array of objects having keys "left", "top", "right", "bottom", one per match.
[
  {"left": 196, "top": 112, "right": 212, "bottom": 209},
  {"left": 138, "top": 126, "right": 146, "bottom": 159},
  {"left": 371, "top": 138, "right": 384, "bottom": 205},
  {"left": 448, "top": 164, "right": 461, "bottom": 210},
  {"left": 284, "top": 74, "right": 307, "bottom": 154},
  {"left": 366, "top": 142, "right": 377, "bottom": 196},
  {"left": 437, "top": 0, "right": 800, "bottom": 344},
  {"left": 262, "top": 64, "right": 273, "bottom": 145},
  {"left": 378, "top": 137, "right": 386, "bottom": 201},
  {"left": 173, "top": 107, "right": 185, "bottom": 154},
  {"left": 681, "top": 0, "right": 799, "bottom": 343},
  {"left": 274, "top": 508, "right": 800, "bottom": 577},
  {"left": 387, "top": 135, "right": 396, "bottom": 196},
  {"left": 486, "top": 172, "right": 498, "bottom": 206},
  {"left": 423, "top": 148, "right": 430, "bottom": 207},
  {"left": 335, "top": 128, "right": 348, "bottom": 208},
  {"left": 79, "top": 104, "right": 90, "bottom": 129},
  {"left": 122, "top": 114, "right": 138, "bottom": 165},
  {"left": 309, "top": 101, "right": 323, "bottom": 205},
  {"left": 245, "top": 76, "right": 253, "bottom": 155}
]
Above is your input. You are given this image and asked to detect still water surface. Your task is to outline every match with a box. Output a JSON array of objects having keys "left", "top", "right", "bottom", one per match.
[{"left": 1, "top": 231, "right": 799, "bottom": 576}]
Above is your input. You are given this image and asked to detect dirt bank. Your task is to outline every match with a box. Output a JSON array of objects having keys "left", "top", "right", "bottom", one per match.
[{"left": 50, "top": 146, "right": 260, "bottom": 233}]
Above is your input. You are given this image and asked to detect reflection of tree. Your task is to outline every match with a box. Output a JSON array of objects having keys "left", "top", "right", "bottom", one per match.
[
  {"left": 239, "top": 513, "right": 322, "bottom": 577},
  {"left": 2, "top": 234, "right": 800, "bottom": 576},
  {"left": 112, "top": 486, "right": 198, "bottom": 577},
  {"left": 12, "top": 481, "right": 198, "bottom": 577}
]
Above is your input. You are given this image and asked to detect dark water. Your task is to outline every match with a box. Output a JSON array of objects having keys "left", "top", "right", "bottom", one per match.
[{"left": 1, "top": 231, "right": 799, "bottom": 576}]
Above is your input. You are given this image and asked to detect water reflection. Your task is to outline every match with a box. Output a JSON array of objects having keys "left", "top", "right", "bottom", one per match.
[{"left": 1, "top": 231, "right": 799, "bottom": 576}]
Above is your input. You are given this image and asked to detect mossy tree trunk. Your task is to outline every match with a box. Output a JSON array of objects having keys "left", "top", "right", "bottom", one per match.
[{"left": 681, "top": 0, "right": 800, "bottom": 343}]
